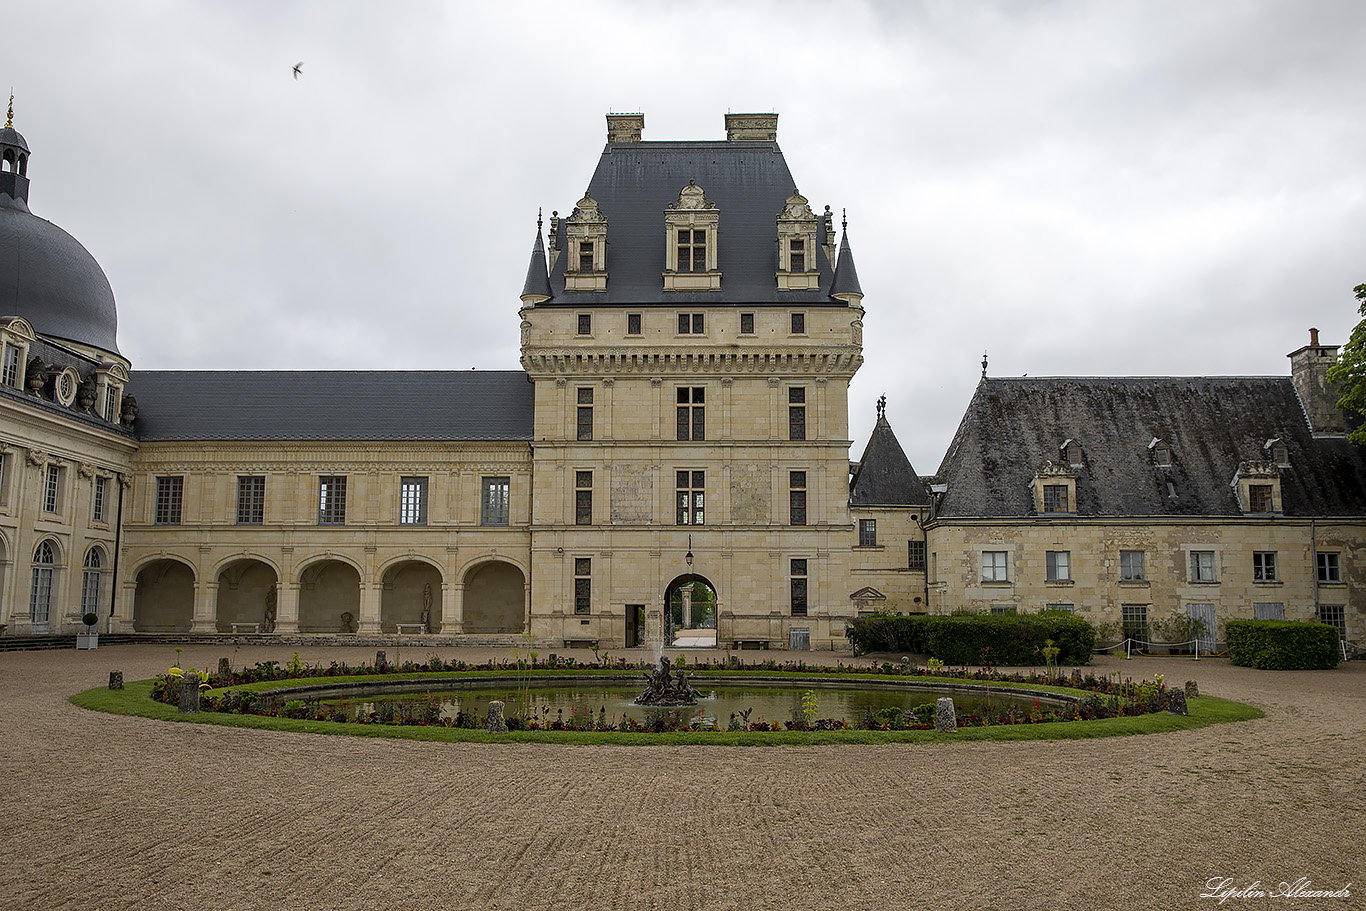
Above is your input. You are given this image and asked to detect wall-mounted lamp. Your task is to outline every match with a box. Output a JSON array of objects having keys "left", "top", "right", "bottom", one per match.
[{"left": 685, "top": 534, "right": 694, "bottom": 570}]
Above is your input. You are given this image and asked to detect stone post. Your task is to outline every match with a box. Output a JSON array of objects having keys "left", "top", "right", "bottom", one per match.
[
  {"left": 217, "top": 657, "right": 231, "bottom": 679},
  {"left": 1184, "top": 680, "right": 1200, "bottom": 699},
  {"left": 1167, "top": 690, "right": 1189, "bottom": 715},
  {"left": 486, "top": 700, "right": 508, "bottom": 733},
  {"left": 375, "top": 650, "right": 388, "bottom": 672},
  {"left": 108, "top": 670, "right": 124, "bottom": 690},
  {"left": 177, "top": 672, "right": 200, "bottom": 713},
  {"left": 934, "top": 697, "right": 957, "bottom": 733}
]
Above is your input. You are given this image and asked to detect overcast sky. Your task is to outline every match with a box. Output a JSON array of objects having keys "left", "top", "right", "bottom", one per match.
[{"left": 8, "top": 0, "right": 1364, "bottom": 473}]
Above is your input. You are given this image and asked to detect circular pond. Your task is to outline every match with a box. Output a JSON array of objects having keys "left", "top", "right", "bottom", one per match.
[{"left": 305, "top": 677, "right": 1065, "bottom": 727}]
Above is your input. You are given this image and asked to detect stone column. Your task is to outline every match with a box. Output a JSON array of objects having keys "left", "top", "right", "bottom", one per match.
[
  {"left": 444, "top": 582, "right": 465, "bottom": 634},
  {"left": 523, "top": 581, "right": 532, "bottom": 634},
  {"left": 679, "top": 587, "right": 693, "bottom": 631},
  {"left": 358, "top": 581, "right": 382, "bottom": 634},
  {"left": 190, "top": 580, "right": 218, "bottom": 633},
  {"left": 275, "top": 580, "right": 301, "bottom": 634}
]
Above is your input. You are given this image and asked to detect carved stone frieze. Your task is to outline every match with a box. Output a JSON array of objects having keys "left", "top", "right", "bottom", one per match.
[{"left": 26, "top": 448, "right": 48, "bottom": 466}]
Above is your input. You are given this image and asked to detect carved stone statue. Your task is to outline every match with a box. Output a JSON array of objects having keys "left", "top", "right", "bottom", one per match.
[
  {"left": 262, "top": 584, "right": 277, "bottom": 633},
  {"left": 340, "top": 611, "right": 357, "bottom": 633},
  {"left": 420, "top": 583, "right": 433, "bottom": 633},
  {"left": 633, "top": 656, "right": 700, "bottom": 706}
]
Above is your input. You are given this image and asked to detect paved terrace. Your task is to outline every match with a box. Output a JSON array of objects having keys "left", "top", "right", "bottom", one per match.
[{"left": 2, "top": 644, "right": 1361, "bottom": 911}]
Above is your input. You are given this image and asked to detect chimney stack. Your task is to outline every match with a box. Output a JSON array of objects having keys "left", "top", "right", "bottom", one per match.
[
  {"left": 1309, "top": 327, "right": 1320, "bottom": 346},
  {"left": 606, "top": 113, "right": 644, "bottom": 144},
  {"left": 725, "top": 113, "right": 778, "bottom": 142},
  {"left": 1288, "top": 330, "right": 1344, "bottom": 435}
]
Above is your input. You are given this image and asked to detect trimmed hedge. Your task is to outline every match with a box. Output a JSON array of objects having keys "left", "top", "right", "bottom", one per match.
[
  {"left": 1226, "top": 620, "right": 1341, "bottom": 670},
  {"left": 848, "top": 613, "right": 1096, "bottom": 666}
]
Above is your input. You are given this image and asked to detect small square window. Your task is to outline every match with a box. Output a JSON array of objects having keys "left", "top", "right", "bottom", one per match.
[
  {"left": 740, "top": 313, "right": 755, "bottom": 334},
  {"left": 790, "top": 312, "right": 805, "bottom": 334},
  {"left": 1042, "top": 485, "right": 1069, "bottom": 513},
  {"left": 1190, "top": 551, "right": 1216, "bottom": 583},
  {"left": 1046, "top": 550, "right": 1071, "bottom": 581},
  {"left": 627, "top": 313, "right": 642, "bottom": 335},
  {"left": 983, "top": 551, "right": 1008, "bottom": 582},
  {"left": 577, "top": 314, "right": 592, "bottom": 336},
  {"left": 1252, "top": 551, "right": 1277, "bottom": 582},
  {"left": 1317, "top": 552, "right": 1341, "bottom": 583},
  {"left": 678, "top": 313, "right": 704, "bottom": 334},
  {"left": 1120, "top": 550, "right": 1145, "bottom": 581},
  {"left": 1248, "top": 484, "right": 1273, "bottom": 513}
]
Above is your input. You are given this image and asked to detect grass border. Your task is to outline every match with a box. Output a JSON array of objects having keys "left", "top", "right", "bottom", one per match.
[{"left": 69, "top": 671, "right": 1263, "bottom": 746}]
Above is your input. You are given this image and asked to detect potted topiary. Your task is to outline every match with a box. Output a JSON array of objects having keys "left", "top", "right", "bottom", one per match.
[{"left": 76, "top": 612, "right": 100, "bottom": 650}]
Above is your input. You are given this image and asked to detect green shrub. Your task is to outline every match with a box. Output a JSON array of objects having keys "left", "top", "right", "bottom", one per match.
[
  {"left": 1226, "top": 620, "right": 1341, "bottom": 670},
  {"left": 848, "top": 612, "right": 1094, "bottom": 665}
]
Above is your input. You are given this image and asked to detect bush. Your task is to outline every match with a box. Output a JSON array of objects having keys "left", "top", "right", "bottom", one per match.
[
  {"left": 1226, "top": 620, "right": 1341, "bottom": 670},
  {"left": 848, "top": 612, "right": 1095, "bottom": 665}
]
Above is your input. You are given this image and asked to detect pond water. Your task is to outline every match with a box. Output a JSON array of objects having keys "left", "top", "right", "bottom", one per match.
[{"left": 311, "top": 678, "right": 1055, "bottom": 726}]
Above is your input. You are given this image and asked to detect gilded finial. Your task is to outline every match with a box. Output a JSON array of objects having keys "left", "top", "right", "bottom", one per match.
[
  {"left": 5, "top": 93, "right": 13, "bottom": 130},
  {"left": 981, "top": 352, "right": 989, "bottom": 378}
]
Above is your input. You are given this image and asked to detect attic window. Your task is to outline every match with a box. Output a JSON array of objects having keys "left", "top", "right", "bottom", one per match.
[
  {"left": 775, "top": 189, "right": 819, "bottom": 290},
  {"left": 55, "top": 369, "right": 78, "bottom": 407},
  {"left": 1266, "top": 439, "right": 1289, "bottom": 468},
  {"left": 1042, "top": 485, "right": 1069, "bottom": 513},
  {"left": 663, "top": 181, "right": 721, "bottom": 291},
  {"left": 1062, "top": 440, "right": 1083, "bottom": 467},
  {"left": 1151, "top": 440, "right": 1172, "bottom": 467}
]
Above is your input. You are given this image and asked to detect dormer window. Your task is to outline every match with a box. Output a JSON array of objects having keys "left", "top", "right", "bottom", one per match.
[
  {"left": 94, "top": 361, "right": 128, "bottom": 424},
  {"left": 776, "top": 189, "right": 819, "bottom": 291},
  {"left": 1232, "top": 460, "right": 1280, "bottom": 515},
  {"left": 563, "top": 192, "right": 608, "bottom": 292},
  {"left": 1, "top": 344, "right": 20, "bottom": 388},
  {"left": 1061, "top": 439, "right": 1083, "bottom": 468},
  {"left": 1149, "top": 438, "right": 1172, "bottom": 467},
  {"left": 1265, "top": 438, "right": 1289, "bottom": 468},
  {"left": 1031, "top": 463, "right": 1076, "bottom": 516},
  {"left": 663, "top": 180, "right": 721, "bottom": 291},
  {"left": 0, "top": 317, "right": 36, "bottom": 390}
]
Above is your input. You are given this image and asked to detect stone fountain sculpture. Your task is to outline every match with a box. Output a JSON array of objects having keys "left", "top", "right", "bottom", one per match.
[{"left": 634, "top": 656, "right": 700, "bottom": 706}]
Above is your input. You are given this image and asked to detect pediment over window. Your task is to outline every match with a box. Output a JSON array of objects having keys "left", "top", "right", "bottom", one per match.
[
  {"left": 663, "top": 180, "right": 721, "bottom": 291},
  {"left": 564, "top": 191, "right": 608, "bottom": 292},
  {"left": 776, "top": 189, "right": 819, "bottom": 290},
  {"left": 850, "top": 586, "right": 886, "bottom": 608}
]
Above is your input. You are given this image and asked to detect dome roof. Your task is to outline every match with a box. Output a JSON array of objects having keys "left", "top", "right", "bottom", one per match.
[{"left": 0, "top": 199, "right": 120, "bottom": 355}]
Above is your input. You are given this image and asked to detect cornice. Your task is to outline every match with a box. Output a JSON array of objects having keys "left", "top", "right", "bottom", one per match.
[{"left": 520, "top": 346, "right": 863, "bottom": 377}]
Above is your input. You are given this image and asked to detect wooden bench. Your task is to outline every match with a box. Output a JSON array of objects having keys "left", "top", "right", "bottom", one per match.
[
  {"left": 230, "top": 622, "right": 261, "bottom": 633},
  {"left": 394, "top": 624, "right": 428, "bottom": 635},
  {"left": 562, "top": 638, "right": 600, "bottom": 649},
  {"left": 732, "top": 639, "right": 772, "bottom": 650}
]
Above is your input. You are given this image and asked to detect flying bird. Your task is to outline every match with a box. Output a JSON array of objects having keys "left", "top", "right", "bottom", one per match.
[{"left": 292, "top": 62, "right": 304, "bottom": 80}]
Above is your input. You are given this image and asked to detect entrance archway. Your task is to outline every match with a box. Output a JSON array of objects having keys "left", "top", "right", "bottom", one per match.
[
  {"left": 665, "top": 573, "right": 718, "bottom": 647},
  {"left": 133, "top": 559, "right": 196, "bottom": 632},
  {"left": 298, "top": 560, "right": 360, "bottom": 633},
  {"left": 462, "top": 561, "right": 525, "bottom": 634},
  {"left": 215, "top": 559, "right": 279, "bottom": 632}
]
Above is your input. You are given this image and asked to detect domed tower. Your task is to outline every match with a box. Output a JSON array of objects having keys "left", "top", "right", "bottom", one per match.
[{"left": 0, "top": 99, "right": 122, "bottom": 359}]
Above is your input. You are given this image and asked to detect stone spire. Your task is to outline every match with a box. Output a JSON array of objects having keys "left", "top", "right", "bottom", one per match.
[
  {"left": 830, "top": 209, "right": 863, "bottom": 303},
  {"left": 520, "top": 211, "right": 552, "bottom": 304}
]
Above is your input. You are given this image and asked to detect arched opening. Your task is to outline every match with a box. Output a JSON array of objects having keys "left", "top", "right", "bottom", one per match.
[
  {"left": 133, "top": 559, "right": 196, "bottom": 632},
  {"left": 81, "top": 546, "right": 107, "bottom": 623},
  {"left": 381, "top": 560, "right": 442, "bottom": 633},
  {"left": 2, "top": 149, "right": 13, "bottom": 172},
  {"left": 215, "top": 559, "right": 279, "bottom": 632},
  {"left": 462, "top": 561, "right": 525, "bottom": 634},
  {"left": 30, "top": 540, "right": 58, "bottom": 633},
  {"left": 297, "top": 560, "right": 360, "bottom": 633},
  {"left": 665, "top": 573, "right": 718, "bottom": 647}
]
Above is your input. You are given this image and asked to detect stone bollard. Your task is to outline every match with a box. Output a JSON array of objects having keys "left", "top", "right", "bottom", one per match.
[
  {"left": 1185, "top": 680, "right": 1200, "bottom": 699},
  {"left": 934, "top": 697, "right": 957, "bottom": 733},
  {"left": 177, "top": 672, "right": 200, "bottom": 713},
  {"left": 1167, "top": 690, "right": 1189, "bottom": 716},
  {"left": 217, "top": 657, "right": 231, "bottom": 679},
  {"left": 486, "top": 700, "right": 508, "bottom": 734},
  {"left": 108, "top": 670, "right": 124, "bottom": 690},
  {"left": 375, "top": 650, "right": 388, "bottom": 671}
]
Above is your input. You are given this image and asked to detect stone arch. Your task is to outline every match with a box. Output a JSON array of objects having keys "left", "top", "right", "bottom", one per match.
[
  {"left": 133, "top": 558, "right": 197, "bottom": 632},
  {"left": 381, "top": 559, "right": 443, "bottom": 633},
  {"left": 297, "top": 559, "right": 361, "bottom": 633},
  {"left": 462, "top": 560, "right": 526, "bottom": 634},
  {"left": 665, "top": 573, "right": 719, "bottom": 634},
  {"left": 215, "top": 558, "right": 279, "bottom": 632}
]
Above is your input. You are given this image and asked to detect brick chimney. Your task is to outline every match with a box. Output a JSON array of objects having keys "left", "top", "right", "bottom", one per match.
[
  {"left": 725, "top": 113, "right": 778, "bottom": 141},
  {"left": 1288, "top": 328, "right": 1345, "bottom": 435},
  {"left": 606, "top": 113, "right": 644, "bottom": 143}
]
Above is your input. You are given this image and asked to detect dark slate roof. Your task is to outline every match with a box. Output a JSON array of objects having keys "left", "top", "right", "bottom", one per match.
[
  {"left": 851, "top": 415, "right": 930, "bottom": 506},
  {"left": 521, "top": 227, "right": 550, "bottom": 299},
  {"left": 546, "top": 141, "right": 843, "bottom": 306},
  {"left": 830, "top": 230, "right": 862, "bottom": 298},
  {"left": 936, "top": 377, "right": 1366, "bottom": 518},
  {"left": 129, "top": 371, "right": 534, "bottom": 442}
]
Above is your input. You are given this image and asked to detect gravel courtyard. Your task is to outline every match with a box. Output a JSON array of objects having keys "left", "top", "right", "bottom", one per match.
[{"left": 1, "top": 644, "right": 1360, "bottom": 911}]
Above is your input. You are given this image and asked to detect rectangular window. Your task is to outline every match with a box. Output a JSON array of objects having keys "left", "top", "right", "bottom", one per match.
[
  {"left": 982, "top": 551, "right": 1008, "bottom": 582},
  {"left": 675, "top": 470, "right": 705, "bottom": 525},
  {"left": 318, "top": 476, "right": 346, "bottom": 525},
  {"left": 627, "top": 313, "right": 642, "bottom": 335},
  {"left": 578, "top": 242, "right": 594, "bottom": 273},
  {"left": 740, "top": 312, "right": 755, "bottom": 334},
  {"left": 789, "top": 387, "right": 806, "bottom": 441},
  {"left": 1190, "top": 551, "right": 1216, "bottom": 583},
  {"left": 677, "top": 312, "right": 705, "bottom": 334},
  {"left": 237, "top": 476, "right": 265, "bottom": 525},
  {"left": 577, "top": 387, "right": 593, "bottom": 441},
  {"left": 400, "top": 477, "right": 427, "bottom": 526},
  {"left": 1248, "top": 484, "right": 1273, "bottom": 513},
  {"left": 92, "top": 476, "right": 107, "bottom": 523},
  {"left": 1252, "top": 551, "right": 1278, "bottom": 582},
  {"left": 1122, "top": 604, "right": 1149, "bottom": 641},
  {"left": 104, "top": 386, "right": 118, "bottom": 421},
  {"left": 1042, "top": 485, "right": 1069, "bottom": 513},
  {"left": 81, "top": 564, "right": 102, "bottom": 616},
  {"left": 790, "top": 312, "right": 805, "bottom": 334},
  {"left": 789, "top": 470, "right": 807, "bottom": 526},
  {"left": 1319, "top": 605, "right": 1346, "bottom": 640},
  {"left": 677, "top": 229, "right": 706, "bottom": 272},
  {"left": 1120, "top": 550, "right": 1146, "bottom": 581},
  {"left": 155, "top": 476, "right": 184, "bottom": 525},
  {"left": 991, "top": 604, "right": 1017, "bottom": 616},
  {"left": 790, "top": 558, "right": 808, "bottom": 617},
  {"left": 1046, "top": 603, "right": 1075, "bottom": 614},
  {"left": 1046, "top": 550, "right": 1071, "bottom": 581},
  {"left": 481, "top": 477, "right": 510, "bottom": 526},
  {"left": 859, "top": 519, "right": 877, "bottom": 547},
  {"left": 1317, "top": 552, "right": 1341, "bottom": 583},
  {"left": 676, "top": 387, "right": 705, "bottom": 441},
  {"left": 577, "top": 314, "right": 592, "bottom": 335},
  {"left": 907, "top": 540, "right": 927, "bottom": 571},
  {"left": 1, "top": 345, "right": 18, "bottom": 387},
  {"left": 1253, "top": 602, "right": 1285, "bottom": 621},
  {"left": 789, "top": 238, "right": 805, "bottom": 273},
  {"left": 44, "top": 464, "right": 61, "bottom": 513},
  {"left": 574, "top": 557, "right": 591, "bottom": 615},
  {"left": 575, "top": 470, "right": 592, "bottom": 526}
]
